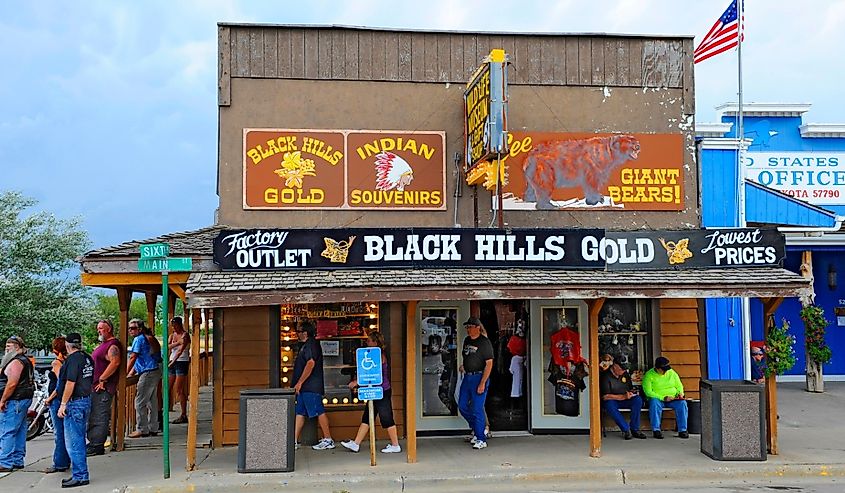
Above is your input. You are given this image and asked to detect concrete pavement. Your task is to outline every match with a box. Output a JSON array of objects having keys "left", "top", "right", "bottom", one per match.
[{"left": 2, "top": 382, "right": 845, "bottom": 492}]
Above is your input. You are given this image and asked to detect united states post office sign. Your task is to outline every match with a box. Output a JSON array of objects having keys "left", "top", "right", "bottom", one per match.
[{"left": 243, "top": 129, "right": 446, "bottom": 210}]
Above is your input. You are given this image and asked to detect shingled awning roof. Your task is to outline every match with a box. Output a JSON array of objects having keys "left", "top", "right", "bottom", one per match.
[{"left": 186, "top": 267, "right": 811, "bottom": 308}]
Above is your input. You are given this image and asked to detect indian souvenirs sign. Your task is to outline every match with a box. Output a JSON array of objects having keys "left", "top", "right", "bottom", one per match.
[
  {"left": 744, "top": 151, "right": 845, "bottom": 206},
  {"left": 213, "top": 228, "right": 784, "bottom": 271},
  {"left": 464, "top": 49, "right": 509, "bottom": 172},
  {"left": 466, "top": 132, "right": 685, "bottom": 211},
  {"left": 243, "top": 129, "right": 446, "bottom": 210}
]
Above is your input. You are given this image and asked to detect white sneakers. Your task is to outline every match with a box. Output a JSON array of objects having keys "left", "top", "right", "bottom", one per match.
[
  {"left": 340, "top": 440, "right": 401, "bottom": 454},
  {"left": 340, "top": 440, "right": 360, "bottom": 453},
  {"left": 381, "top": 444, "right": 402, "bottom": 453},
  {"left": 311, "top": 438, "right": 335, "bottom": 450},
  {"left": 472, "top": 440, "right": 488, "bottom": 450}
]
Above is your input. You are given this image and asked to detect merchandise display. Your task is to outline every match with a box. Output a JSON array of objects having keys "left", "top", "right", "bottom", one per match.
[{"left": 280, "top": 302, "right": 379, "bottom": 408}]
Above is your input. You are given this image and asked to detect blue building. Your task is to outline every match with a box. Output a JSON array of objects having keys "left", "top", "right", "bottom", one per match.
[{"left": 699, "top": 103, "right": 845, "bottom": 380}]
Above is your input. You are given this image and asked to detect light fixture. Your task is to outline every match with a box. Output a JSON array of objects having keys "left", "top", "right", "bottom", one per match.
[
  {"left": 283, "top": 336, "right": 290, "bottom": 341},
  {"left": 353, "top": 398, "right": 359, "bottom": 404},
  {"left": 284, "top": 346, "right": 290, "bottom": 351},
  {"left": 282, "top": 356, "right": 289, "bottom": 362},
  {"left": 282, "top": 376, "right": 288, "bottom": 383},
  {"left": 332, "top": 398, "right": 339, "bottom": 404},
  {"left": 282, "top": 367, "right": 289, "bottom": 373},
  {"left": 343, "top": 398, "right": 349, "bottom": 404},
  {"left": 323, "top": 398, "right": 328, "bottom": 404},
  {"left": 829, "top": 263, "right": 838, "bottom": 291},
  {"left": 369, "top": 314, "right": 377, "bottom": 319}
]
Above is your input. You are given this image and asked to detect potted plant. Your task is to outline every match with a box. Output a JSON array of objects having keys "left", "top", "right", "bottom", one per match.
[
  {"left": 800, "top": 305, "right": 832, "bottom": 392},
  {"left": 764, "top": 318, "right": 796, "bottom": 379}
]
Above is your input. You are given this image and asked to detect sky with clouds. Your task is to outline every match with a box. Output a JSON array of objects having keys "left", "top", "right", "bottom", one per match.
[{"left": 2, "top": 0, "right": 843, "bottom": 250}]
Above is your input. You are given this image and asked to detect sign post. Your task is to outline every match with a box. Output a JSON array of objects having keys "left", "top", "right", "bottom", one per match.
[
  {"left": 138, "top": 244, "right": 193, "bottom": 479},
  {"left": 356, "top": 347, "right": 383, "bottom": 466}
]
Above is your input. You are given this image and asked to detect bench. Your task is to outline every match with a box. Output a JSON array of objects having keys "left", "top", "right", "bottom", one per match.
[{"left": 600, "top": 400, "right": 678, "bottom": 437}]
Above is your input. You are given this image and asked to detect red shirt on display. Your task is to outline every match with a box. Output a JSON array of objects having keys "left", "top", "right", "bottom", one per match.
[{"left": 550, "top": 327, "right": 583, "bottom": 366}]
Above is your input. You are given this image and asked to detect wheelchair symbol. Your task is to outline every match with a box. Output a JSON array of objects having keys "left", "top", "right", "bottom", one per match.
[{"left": 360, "top": 353, "right": 377, "bottom": 371}]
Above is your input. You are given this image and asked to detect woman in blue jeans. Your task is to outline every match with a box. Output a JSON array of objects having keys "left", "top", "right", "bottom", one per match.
[{"left": 43, "top": 336, "right": 70, "bottom": 474}]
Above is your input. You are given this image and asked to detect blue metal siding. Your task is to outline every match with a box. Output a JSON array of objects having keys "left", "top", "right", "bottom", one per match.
[
  {"left": 744, "top": 182, "right": 838, "bottom": 227},
  {"left": 705, "top": 298, "right": 744, "bottom": 379},
  {"left": 701, "top": 148, "right": 740, "bottom": 228}
]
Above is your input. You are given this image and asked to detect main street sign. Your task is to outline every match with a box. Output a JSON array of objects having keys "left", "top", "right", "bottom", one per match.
[{"left": 138, "top": 257, "right": 193, "bottom": 273}]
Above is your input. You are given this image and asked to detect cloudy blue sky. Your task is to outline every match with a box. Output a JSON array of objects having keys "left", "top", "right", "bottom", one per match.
[{"left": 2, "top": 0, "right": 843, "bottom": 250}]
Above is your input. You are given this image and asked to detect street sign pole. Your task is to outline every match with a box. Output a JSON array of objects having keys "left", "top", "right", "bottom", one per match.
[
  {"left": 161, "top": 270, "right": 170, "bottom": 479},
  {"left": 369, "top": 399, "right": 376, "bottom": 466}
]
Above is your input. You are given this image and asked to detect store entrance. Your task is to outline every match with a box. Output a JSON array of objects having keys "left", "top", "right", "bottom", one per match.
[{"left": 479, "top": 300, "right": 529, "bottom": 432}]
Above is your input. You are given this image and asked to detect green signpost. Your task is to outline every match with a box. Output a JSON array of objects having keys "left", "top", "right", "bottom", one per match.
[{"left": 138, "top": 243, "right": 192, "bottom": 479}]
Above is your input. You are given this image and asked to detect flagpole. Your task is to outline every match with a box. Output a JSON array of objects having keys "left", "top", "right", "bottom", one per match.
[{"left": 736, "top": 0, "right": 752, "bottom": 381}]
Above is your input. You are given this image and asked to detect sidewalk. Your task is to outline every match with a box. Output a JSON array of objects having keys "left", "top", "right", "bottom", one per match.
[{"left": 3, "top": 382, "right": 845, "bottom": 492}]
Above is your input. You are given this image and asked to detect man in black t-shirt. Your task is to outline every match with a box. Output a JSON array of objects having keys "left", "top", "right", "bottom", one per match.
[
  {"left": 600, "top": 363, "right": 646, "bottom": 440},
  {"left": 458, "top": 317, "right": 494, "bottom": 450},
  {"left": 57, "top": 333, "right": 94, "bottom": 487},
  {"left": 292, "top": 321, "right": 334, "bottom": 451}
]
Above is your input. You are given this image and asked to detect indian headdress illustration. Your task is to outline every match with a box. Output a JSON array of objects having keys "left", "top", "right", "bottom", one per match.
[{"left": 374, "top": 152, "right": 414, "bottom": 191}]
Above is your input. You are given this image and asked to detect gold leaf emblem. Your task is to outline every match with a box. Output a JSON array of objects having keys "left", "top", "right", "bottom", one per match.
[
  {"left": 321, "top": 236, "right": 356, "bottom": 263},
  {"left": 273, "top": 151, "right": 317, "bottom": 189},
  {"left": 659, "top": 238, "right": 693, "bottom": 265}
]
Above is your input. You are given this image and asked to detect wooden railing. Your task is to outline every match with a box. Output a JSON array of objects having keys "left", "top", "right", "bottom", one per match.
[{"left": 120, "top": 350, "right": 213, "bottom": 441}]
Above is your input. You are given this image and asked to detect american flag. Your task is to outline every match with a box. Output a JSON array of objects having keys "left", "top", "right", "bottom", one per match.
[{"left": 694, "top": 0, "right": 744, "bottom": 64}]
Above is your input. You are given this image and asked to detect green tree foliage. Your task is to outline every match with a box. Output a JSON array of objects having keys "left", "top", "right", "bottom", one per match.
[
  {"left": 91, "top": 293, "right": 185, "bottom": 346},
  {"left": 0, "top": 191, "right": 94, "bottom": 350}
]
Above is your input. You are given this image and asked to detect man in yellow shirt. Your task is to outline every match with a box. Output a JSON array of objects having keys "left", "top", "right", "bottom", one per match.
[{"left": 641, "top": 356, "right": 688, "bottom": 439}]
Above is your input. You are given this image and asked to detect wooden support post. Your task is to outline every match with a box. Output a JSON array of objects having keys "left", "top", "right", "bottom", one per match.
[
  {"left": 146, "top": 291, "right": 157, "bottom": 331},
  {"left": 204, "top": 309, "right": 211, "bottom": 385},
  {"left": 116, "top": 287, "right": 132, "bottom": 452},
  {"left": 405, "top": 300, "right": 418, "bottom": 464},
  {"left": 187, "top": 309, "right": 202, "bottom": 471},
  {"left": 588, "top": 298, "right": 606, "bottom": 458},
  {"left": 211, "top": 309, "right": 224, "bottom": 448},
  {"left": 763, "top": 297, "right": 783, "bottom": 455}
]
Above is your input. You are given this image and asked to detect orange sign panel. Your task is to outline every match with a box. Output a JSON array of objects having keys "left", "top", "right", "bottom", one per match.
[
  {"left": 498, "top": 132, "right": 685, "bottom": 211},
  {"left": 244, "top": 129, "right": 445, "bottom": 210}
]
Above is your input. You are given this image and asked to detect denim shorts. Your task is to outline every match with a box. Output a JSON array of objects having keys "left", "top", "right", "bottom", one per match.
[
  {"left": 295, "top": 391, "right": 326, "bottom": 418},
  {"left": 171, "top": 360, "right": 189, "bottom": 376}
]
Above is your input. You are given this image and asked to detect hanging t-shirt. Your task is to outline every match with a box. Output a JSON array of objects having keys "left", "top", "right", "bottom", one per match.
[
  {"left": 550, "top": 327, "right": 583, "bottom": 366},
  {"left": 293, "top": 337, "right": 324, "bottom": 394},
  {"left": 462, "top": 335, "right": 494, "bottom": 373},
  {"left": 58, "top": 351, "right": 94, "bottom": 400}
]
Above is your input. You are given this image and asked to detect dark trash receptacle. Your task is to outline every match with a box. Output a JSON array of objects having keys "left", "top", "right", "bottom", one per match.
[
  {"left": 687, "top": 399, "right": 701, "bottom": 435},
  {"left": 700, "top": 380, "right": 766, "bottom": 461},
  {"left": 238, "top": 388, "right": 296, "bottom": 472}
]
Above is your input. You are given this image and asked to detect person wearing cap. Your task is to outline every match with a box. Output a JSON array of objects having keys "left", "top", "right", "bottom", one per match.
[
  {"left": 57, "top": 332, "right": 94, "bottom": 487},
  {"left": 601, "top": 363, "right": 647, "bottom": 440},
  {"left": 750, "top": 347, "right": 766, "bottom": 384},
  {"left": 0, "top": 335, "right": 34, "bottom": 472},
  {"left": 642, "top": 356, "right": 688, "bottom": 439},
  {"left": 458, "top": 317, "right": 494, "bottom": 450},
  {"left": 292, "top": 320, "right": 335, "bottom": 451}
]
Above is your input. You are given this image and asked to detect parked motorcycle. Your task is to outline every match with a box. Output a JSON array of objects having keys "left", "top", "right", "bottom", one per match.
[{"left": 27, "top": 370, "right": 53, "bottom": 441}]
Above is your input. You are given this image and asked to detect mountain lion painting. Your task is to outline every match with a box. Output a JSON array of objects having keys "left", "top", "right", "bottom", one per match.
[{"left": 522, "top": 135, "right": 641, "bottom": 209}]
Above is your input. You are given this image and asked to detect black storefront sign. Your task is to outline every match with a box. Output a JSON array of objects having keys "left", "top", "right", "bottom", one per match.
[
  {"left": 604, "top": 228, "right": 786, "bottom": 270},
  {"left": 213, "top": 228, "right": 785, "bottom": 271}
]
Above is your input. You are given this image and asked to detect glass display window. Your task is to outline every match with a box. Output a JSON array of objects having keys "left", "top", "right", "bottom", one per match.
[
  {"left": 597, "top": 299, "right": 653, "bottom": 387},
  {"left": 280, "top": 302, "right": 379, "bottom": 409}
]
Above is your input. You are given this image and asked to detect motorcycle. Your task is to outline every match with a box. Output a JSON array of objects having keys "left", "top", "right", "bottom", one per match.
[{"left": 27, "top": 370, "right": 53, "bottom": 441}]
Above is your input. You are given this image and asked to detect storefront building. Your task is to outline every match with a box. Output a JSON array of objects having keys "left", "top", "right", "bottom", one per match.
[
  {"left": 80, "top": 25, "right": 810, "bottom": 464},
  {"left": 698, "top": 103, "right": 845, "bottom": 379}
]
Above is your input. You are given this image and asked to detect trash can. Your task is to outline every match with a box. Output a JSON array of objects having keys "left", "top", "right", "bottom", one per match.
[
  {"left": 700, "top": 380, "right": 766, "bottom": 461},
  {"left": 687, "top": 399, "right": 701, "bottom": 435},
  {"left": 238, "top": 388, "right": 296, "bottom": 472}
]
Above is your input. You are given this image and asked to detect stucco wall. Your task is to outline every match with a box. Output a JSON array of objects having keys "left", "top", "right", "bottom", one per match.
[{"left": 218, "top": 77, "right": 698, "bottom": 230}]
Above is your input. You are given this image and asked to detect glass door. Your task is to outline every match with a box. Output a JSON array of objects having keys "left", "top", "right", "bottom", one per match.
[
  {"left": 416, "top": 301, "right": 470, "bottom": 431},
  {"left": 529, "top": 299, "right": 591, "bottom": 430}
]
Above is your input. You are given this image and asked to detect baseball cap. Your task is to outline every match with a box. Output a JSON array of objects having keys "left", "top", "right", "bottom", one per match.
[
  {"left": 462, "top": 317, "right": 482, "bottom": 327},
  {"left": 66, "top": 333, "right": 83, "bottom": 345},
  {"left": 654, "top": 356, "right": 671, "bottom": 371},
  {"left": 751, "top": 347, "right": 764, "bottom": 355},
  {"left": 6, "top": 335, "right": 26, "bottom": 348}
]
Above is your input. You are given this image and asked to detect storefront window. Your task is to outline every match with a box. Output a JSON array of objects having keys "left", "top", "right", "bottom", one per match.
[
  {"left": 597, "top": 299, "right": 653, "bottom": 386},
  {"left": 280, "top": 302, "right": 378, "bottom": 408},
  {"left": 420, "top": 307, "right": 459, "bottom": 417},
  {"left": 541, "top": 306, "right": 585, "bottom": 417}
]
